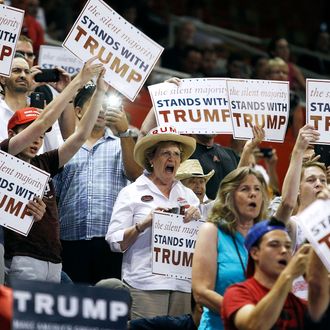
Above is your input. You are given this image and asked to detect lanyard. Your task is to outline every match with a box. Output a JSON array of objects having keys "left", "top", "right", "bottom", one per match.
[{"left": 231, "top": 234, "right": 247, "bottom": 278}]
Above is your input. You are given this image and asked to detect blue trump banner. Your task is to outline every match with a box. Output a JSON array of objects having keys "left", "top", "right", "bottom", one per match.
[{"left": 12, "top": 279, "right": 130, "bottom": 330}]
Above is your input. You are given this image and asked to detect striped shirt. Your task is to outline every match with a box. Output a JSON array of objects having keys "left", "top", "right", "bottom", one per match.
[{"left": 53, "top": 129, "right": 127, "bottom": 240}]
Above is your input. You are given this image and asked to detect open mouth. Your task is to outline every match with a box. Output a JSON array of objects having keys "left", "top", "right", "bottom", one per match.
[
  {"left": 165, "top": 165, "right": 174, "bottom": 173},
  {"left": 278, "top": 259, "right": 288, "bottom": 266},
  {"left": 248, "top": 202, "right": 257, "bottom": 208}
]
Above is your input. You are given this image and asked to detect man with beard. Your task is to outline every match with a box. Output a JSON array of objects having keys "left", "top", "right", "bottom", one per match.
[{"left": 0, "top": 54, "right": 73, "bottom": 148}]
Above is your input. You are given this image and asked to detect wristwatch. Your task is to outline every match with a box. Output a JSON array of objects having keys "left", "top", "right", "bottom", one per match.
[{"left": 117, "top": 129, "right": 135, "bottom": 138}]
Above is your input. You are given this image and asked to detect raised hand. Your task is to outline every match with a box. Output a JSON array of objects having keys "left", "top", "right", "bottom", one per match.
[
  {"left": 105, "top": 108, "right": 129, "bottom": 133},
  {"left": 246, "top": 125, "right": 265, "bottom": 151},
  {"left": 165, "top": 77, "right": 181, "bottom": 86},
  {"left": 283, "top": 244, "right": 312, "bottom": 279},
  {"left": 294, "top": 125, "right": 320, "bottom": 153},
  {"left": 50, "top": 67, "right": 71, "bottom": 92},
  {"left": 95, "top": 68, "right": 109, "bottom": 93},
  {"left": 76, "top": 56, "right": 104, "bottom": 86}
]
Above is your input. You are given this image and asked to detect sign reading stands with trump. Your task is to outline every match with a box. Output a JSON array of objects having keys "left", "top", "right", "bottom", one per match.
[
  {"left": 63, "top": 0, "right": 163, "bottom": 101},
  {"left": 152, "top": 211, "right": 203, "bottom": 280},
  {"left": 0, "top": 151, "right": 49, "bottom": 236},
  {"left": 296, "top": 199, "right": 330, "bottom": 272},
  {"left": 0, "top": 4, "right": 24, "bottom": 77},
  {"left": 12, "top": 279, "right": 130, "bottom": 330},
  {"left": 226, "top": 79, "right": 290, "bottom": 142},
  {"left": 148, "top": 78, "right": 232, "bottom": 134},
  {"left": 38, "top": 45, "right": 83, "bottom": 75},
  {"left": 306, "top": 79, "right": 330, "bottom": 144}
]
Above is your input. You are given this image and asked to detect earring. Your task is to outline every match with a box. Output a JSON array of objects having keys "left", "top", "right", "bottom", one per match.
[{"left": 150, "top": 164, "right": 154, "bottom": 168}]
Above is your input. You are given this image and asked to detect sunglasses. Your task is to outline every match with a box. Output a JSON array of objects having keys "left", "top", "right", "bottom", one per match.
[{"left": 17, "top": 51, "right": 35, "bottom": 59}]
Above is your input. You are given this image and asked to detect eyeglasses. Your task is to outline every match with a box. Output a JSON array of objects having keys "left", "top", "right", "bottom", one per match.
[
  {"left": 159, "top": 150, "right": 182, "bottom": 159},
  {"left": 17, "top": 51, "right": 35, "bottom": 59}
]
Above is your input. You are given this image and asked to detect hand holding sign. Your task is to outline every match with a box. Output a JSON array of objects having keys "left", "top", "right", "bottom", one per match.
[
  {"left": 245, "top": 126, "right": 265, "bottom": 151},
  {"left": 238, "top": 125, "right": 265, "bottom": 167},
  {"left": 183, "top": 206, "right": 201, "bottom": 223},
  {"left": 164, "top": 76, "right": 181, "bottom": 86},
  {"left": 26, "top": 196, "right": 46, "bottom": 222},
  {"left": 76, "top": 56, "right": 104, "bottom": 86},
  {"left": 294, "top": 124, "right": 320, "bottom": 153},
  {"left": 96, "top": 67, "right": 108, "bottom": 93}
]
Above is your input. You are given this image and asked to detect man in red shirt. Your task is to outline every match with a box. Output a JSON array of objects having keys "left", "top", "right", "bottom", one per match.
[{"left": 222, "top": 218, "right": 329, "bottom": 330}]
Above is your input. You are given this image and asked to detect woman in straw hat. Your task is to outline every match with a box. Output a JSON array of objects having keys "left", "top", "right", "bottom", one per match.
[
  {"left": 192, "top": 167, "right": 269, "bottom": 330},
  {"left": 106, "top": 126, "right": 201, "bottom": 319}
]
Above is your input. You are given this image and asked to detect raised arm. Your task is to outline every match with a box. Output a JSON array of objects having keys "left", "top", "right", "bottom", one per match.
[
  {"left": 105, "top": 107, "right": 142, "bottom": 181},
  {"left": 307, "top": 186, "right": 330, "bottom": 321},
  {"left": 192, "top": 222, "right": 223, "bottom": 313},
  {"left": 264, "top": 149, "right": 280, "bottom": 195},
  {"left": 275, "top": 125, "right": 320, "bottom": 223},
  {"left": 139, "top": 77, "right": 181, "bottom": 138},
  {"left": 238, "top": 126, "right": 264, "bottom": 168},
  {"left": 52, "top": 67, "right": 76, "bottom": 139},
  {"left": 307, "top": 250, "right": 329, "bottom": 321},
  {"left": 8, "top": 57, "right": 103, "bottom": 156},
  {"left": 140, "top": 107, "right": 157, "bottom": 138},
  {"left": 58, "top": 68, "right": 107, "bottom": 167}
]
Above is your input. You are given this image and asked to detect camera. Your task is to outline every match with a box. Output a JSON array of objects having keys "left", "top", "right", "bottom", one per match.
[
  {"left": 167, "top": 207, "right": 179, "bottom": 214},
  {"left": 260, "top": 148, "right": 273, "bottom": 159},
  {"left": 30, "top": 92, "right": 45, "bottom": 109},
  {"left": 103, "top": 94, "right": 122, "bottom": 114},
  {"left": 34, "top": 69, "right": 60, "bottom": 83}
]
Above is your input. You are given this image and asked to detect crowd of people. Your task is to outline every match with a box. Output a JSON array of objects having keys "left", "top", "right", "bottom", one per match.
[{"left": 0, "top": 1, "right": 330, "bottom": 330}]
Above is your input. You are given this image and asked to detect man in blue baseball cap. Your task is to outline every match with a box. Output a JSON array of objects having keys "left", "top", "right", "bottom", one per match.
[{"left": 222, "top": 218, "right": 329, "bottom": 330}]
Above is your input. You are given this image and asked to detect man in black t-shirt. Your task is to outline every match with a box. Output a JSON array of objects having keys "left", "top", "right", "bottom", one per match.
[{"left": 190, "top": 134, "right": 239, "bottom": 199}]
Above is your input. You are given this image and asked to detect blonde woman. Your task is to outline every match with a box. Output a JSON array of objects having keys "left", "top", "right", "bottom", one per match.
[{"left": 192, "top": 167, "right": 269, "bottom": 329}]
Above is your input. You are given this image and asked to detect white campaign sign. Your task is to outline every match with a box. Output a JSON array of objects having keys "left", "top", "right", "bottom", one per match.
[
  {"left": 227, "top": 79, "right": 290, "bottom": 141},
  {"left": 152, "top": 211, "right": 203, "bottom": 280},
  {"left": 0, "top": 151, "right": 49, "bottom": 236},
  {"left": 0, "top": 4, "right": 24, "bottom": 77},
  {"left": 296, "top": 199, "right": 330, "bottom": 272},
  {"left": 306, "top": 79, "right": 330, "bottom": 144},
  {"left": 149, "top": 78, "right": 232, "bottom": 134},
  {"left": 63, "top": 0, "right": 163, "bottom": 101},
  {"left": 38, "top": 45, "right": 83, "bottom": 75}
]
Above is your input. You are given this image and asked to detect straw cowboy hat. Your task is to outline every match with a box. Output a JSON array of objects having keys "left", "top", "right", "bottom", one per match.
[
  {"left": 176, "top": 159, "right": 215, "bottom": 182},
  {"left": 134, "top": 126, "right": 196, "bottom": 168}
]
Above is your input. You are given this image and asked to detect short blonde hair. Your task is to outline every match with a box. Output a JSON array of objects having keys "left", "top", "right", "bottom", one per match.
[{"left": 266, "top": 57, "right": 288, "bottom": 76}]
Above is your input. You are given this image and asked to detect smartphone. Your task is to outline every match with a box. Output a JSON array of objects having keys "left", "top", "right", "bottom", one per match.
[
  {"left": 30, "top": 92, "right": 45, "bottom": 109},
  {"left": 167, "top": 207, "right": 179, "bottom": 214},
  {"left": 34, "top": 69, "right": 60, "bottom": 82},
  {"left": 260, "top": 148, "right": 273, "bottom": 158}
]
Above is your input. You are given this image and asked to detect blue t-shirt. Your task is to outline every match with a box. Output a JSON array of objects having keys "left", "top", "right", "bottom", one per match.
[{"left": 198, "top": 228, "right": 248, "bottom": 330}]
